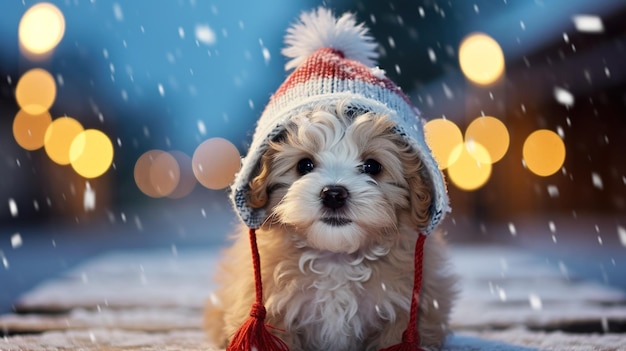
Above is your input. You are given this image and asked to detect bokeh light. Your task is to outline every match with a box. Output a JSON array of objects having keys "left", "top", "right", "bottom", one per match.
[
  {"left": 69, "top": 129, "right": 114, "bottom": 179},
  {"left": 192, "top": 138, "right": 241, "bottom": 190},
  {"left": 459, "top": 33, "right": 505, "bottom": 85},
  {"left": 447, "top": 143, "right": 492, "bottom": 191},
  {"left": 135, "top": 150, "right": 166, "bottom": 198},
  {"left": 19, "top": 2, "right": 65, "bottom": 56},
  {"left": 44, "top": 117, "right": 84, "bottom": 165},
  {"left": 149, "top": 152, "right": 181, "bottom": 197},
  {"left": 15, "top": 68, "right": 57, "bottom": 115},
  {"left": 523, "top": 129, "right": 566, "bottom": 177},
  {"left": 168, "top": 151, "right": 197, "bottom": 199},
  {"left": 424, "top": 118, "right": 464, "bottom": 169},
  {"left": 465, "top": 116, "right": 510, "bottom": 164},
  {"left": 12, "top": 110, "right": 52, "bottom": 150}
]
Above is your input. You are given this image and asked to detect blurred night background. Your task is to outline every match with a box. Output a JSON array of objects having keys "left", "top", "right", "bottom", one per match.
[{"left": 1, "top": 0, "right": 625, "bottom": 313}]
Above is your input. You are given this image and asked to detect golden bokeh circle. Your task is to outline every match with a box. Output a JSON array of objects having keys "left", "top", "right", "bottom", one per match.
[
  {"left": 465, "top": 116, "right": 510, "bottom": 164},
  {"left": 15, "top": 68, "right": 57, "bottom": 115},
  {"left": 69, "top": 129, "right": 114, "bottom": 179},
  {"left": 424, "top": 118, "right": 464, "bottom": 170},
  {"left": 13, "top": 110, "right": 52, "bottom": 150},
  {"left": 523, "top": 130, "right": 566, "bottom": 177},
  {"left": 19, "top": 2, "right": 66, "bottom": 55},
  {"left": 44, "top": 117, "right": 84, "bottom": 165},
  {"left": 447, "top": 143, "right": 492, "bottom": 191},
  {"left": 459, "top": 33, "right": 505, "bottom": 85}
]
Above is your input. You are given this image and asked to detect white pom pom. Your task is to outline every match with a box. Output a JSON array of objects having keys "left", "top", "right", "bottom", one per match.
[{"left": 282, "top": 7, "right": 378, "bottom": 71}]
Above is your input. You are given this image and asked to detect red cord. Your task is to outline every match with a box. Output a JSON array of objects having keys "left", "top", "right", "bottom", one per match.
[
  {"left": 226, "top": 228, "right": 290, "bottom": 351},
  {"left": 379, "top": 233, "right": 427, "bottom": 351},
  {"left": 249, "top": 228, "right": 264, "bottom": 305}
]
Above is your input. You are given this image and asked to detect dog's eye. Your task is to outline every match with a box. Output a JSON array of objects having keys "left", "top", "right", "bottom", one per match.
[
  {"left": 362, "top": 159, "right": 382, "bottom": 175},
  {"left": 297, "top": 158, "right": 315, "bottom": 175}
]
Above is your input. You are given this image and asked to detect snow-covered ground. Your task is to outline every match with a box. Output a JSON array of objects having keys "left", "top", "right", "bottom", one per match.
[{"left": 1, "top": 232, "right": 625, "bottom": 350}]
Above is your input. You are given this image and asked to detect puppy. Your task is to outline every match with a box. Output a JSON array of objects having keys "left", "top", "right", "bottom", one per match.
[{"left": 205, "top": 101, "right": 457, "bottom": 351}]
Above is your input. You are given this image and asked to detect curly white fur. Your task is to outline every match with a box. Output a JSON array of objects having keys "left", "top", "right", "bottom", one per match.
[
  {"left": 282, "top": 7, "right": 378, "bottom": 71},
  {"left": 205, "top": 103, "right": 457, "bottom": 351}
]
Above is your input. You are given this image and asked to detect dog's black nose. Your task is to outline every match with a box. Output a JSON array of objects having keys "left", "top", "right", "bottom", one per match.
[{"left": 320, "top": 185, "right": 349, "bottom": 209}]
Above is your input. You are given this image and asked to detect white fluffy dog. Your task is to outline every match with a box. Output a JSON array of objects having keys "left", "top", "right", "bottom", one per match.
[
  {"left": 205, "top": 8, "right": 456, "bottom": 351},
  {"left": 205, "top": 103, "right": 457, "bottom": 350}
]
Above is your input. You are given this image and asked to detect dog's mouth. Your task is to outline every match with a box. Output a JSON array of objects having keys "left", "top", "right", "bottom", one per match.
[{"left": 320, "top": 217, "right": 353, "bottom": 226}]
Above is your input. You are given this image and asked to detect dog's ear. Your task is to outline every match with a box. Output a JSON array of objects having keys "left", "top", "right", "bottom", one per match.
[
  {"left": 407, "top": 167, "right": 433, "bottom": 230},
  {"left": 398, "top": 143, "right": 433, "bottom": 230},
  {"left": 247, "top": 148, "right": 276, "bottom": 209}
]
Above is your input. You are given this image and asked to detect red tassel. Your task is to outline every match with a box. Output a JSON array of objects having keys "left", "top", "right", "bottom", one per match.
[
  {"left": 226, "top": 229, "right": 290, "bottom": 351},
  {"left": 379, "top": 233, "right": 427, "bottom": 351},
  {"left": 226, "top": 302, "right": 289, "bottom": 351}
]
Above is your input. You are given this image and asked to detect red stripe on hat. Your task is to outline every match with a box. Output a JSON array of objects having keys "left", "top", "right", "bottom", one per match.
[{"left": 272, "top": 48, "right": 412, "bottom": 107}]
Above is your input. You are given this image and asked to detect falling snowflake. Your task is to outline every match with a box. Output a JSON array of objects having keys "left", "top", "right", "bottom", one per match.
[
  {"left": 591, "top": 172, "right": 603, "bottom": 189},
  {"left": 84, "top": 182, "right": 96, "bottom": 212},
  {"left": 529, "top": 293, "right": 542, "bottom": 310},
  {"left": 262, "top": 47, "right": 271, "bottom": 65},
  {"left": 370, "top": 67, "right": 386, "bottom": 79},
  {"left": 428, "top": 48, "right": 437, "bottom": 63},
  {"left": 508, "top": 222, "right": 517, "bottom": 236},
  {"left": 498, "top": 287, "right": 507, "bottom": 301},
  {"left": 11, "top": 233, "right": 22, "bottom": 249},
  {"left": 158, "top": 83, "right": 165, "bottom": 97},
  {"left": 617, "top": 226, "right": 626, "bottom": 247},
  {"left": 112, "top": 3, "right": 124, "bottom": 22},
  {"left": 178, "top": 26, "right": 185, "bottom": 39},
  {"left": 563, "top": 33, "right": 570, "bottom": 43},
  {"left": 548, "top": 221, "right": 556, "bottom": 233},
  {"left": 554, "top": 87, "right": 574, "bottom": 107},
  {"left": 56, "top": 74, "right": 64, "bottom": 87},
  {"left": 195, "top": 24, "right": 216, "bottom": 46},
  {"left": 197, "top": 120, "right": 206, "bottom": 135},
  {"left": 135, "top": 215, "right": 143, "bottom": 231},
  {"left": 8, "top": 199, "right": 18, "bottom": 217},
  {"left": 442, "top": 83, "right": 454, "bottom": 99},
  {"left": 558, "top": 261, "right": 569, "bottom": 280},
  {"left": 572, "top": 15, "right": 604, "bottom": 33}
]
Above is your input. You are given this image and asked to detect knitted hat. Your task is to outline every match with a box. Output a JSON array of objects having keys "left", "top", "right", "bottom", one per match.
[
  {"left": 232, "top": 8, "right": 448, "bottom": 234},
  {"left": 227, "top": 8, "right": 449, "bottom": 351}
]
